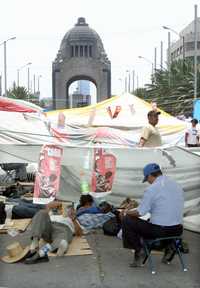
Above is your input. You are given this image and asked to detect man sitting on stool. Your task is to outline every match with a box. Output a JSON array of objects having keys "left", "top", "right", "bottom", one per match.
[{"left": 121, "top": 163, "right": 184, "bottom": 267}]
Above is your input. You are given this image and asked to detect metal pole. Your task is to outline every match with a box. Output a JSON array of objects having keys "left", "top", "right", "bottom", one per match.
[
  {"left": 17, "top": 69, "right": 19, "bottom": 87},
  {"left": 160, "top": 41, "right": 163, "bottom": 70},
  {"left": 182, "top": 36, "right": 185, "bottom": 60},
  {"left": 128, "top": 72, "right": 131, "bottom": 92},
  {"left": 154, "top": 47, "right": 157, "bottom": 73},
  {"left": 33, "top": 74, "right": 36, "bottom": 95},
  {"left": 37, "top": 76, "right": 40, "bottom": 92},
  {"left": 27, "top": 67, "right": 30, "bottom": 101},
  {"left": 4, "top": 41, "right": 7, "bottom": 97},
  {"left": 27, "top": 67, "right": 30, "bottom": 92},
  {"left": 151, "top": 63, "right": 154, "bottom": 84},
  {"left": 194, "top": 4, "right": 198, "bottom": 99},
  {"left": 125, "top": 76, "right": 127, "bottom": 92},
  {"left": 168, "top": 31, "right": 171, "bottom": 87},
  {"left": 132, "top": 70, "right": 135, "bottom": 92}
]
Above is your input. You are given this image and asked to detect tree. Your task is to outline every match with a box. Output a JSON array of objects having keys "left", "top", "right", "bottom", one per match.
[
  {"left": 143, "top": 59, "right": 200, "bottom": 116},
  {"left": 7, "top": 86, "right": 40, "bottom": 106},
  {"left": 7, "top": 86, "right": 29, "bottom": 100}
]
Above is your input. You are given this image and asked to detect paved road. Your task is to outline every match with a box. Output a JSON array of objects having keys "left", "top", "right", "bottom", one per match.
[{"left": 0, "top": 229, "right": 199, "bottom": 288}]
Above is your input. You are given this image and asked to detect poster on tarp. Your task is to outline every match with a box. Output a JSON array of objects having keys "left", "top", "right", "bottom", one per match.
[
  {"left": 90, "top": 148, "right": 116, "bottom": 197},
  {"left": 33, "top": 144, "right": 63, "bottom": 204}
]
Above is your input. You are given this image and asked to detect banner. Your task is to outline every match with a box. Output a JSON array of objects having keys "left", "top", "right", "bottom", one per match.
[
  {"left": 91, "top": 148, "right": 116, "bottom": 197},
  {"left": 33, "top": 144, "right": 63, "bottom": 203}
]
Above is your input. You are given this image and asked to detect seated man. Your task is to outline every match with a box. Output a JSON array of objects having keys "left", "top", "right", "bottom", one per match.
[
  {"left": 24, "top": 201, "right": 82, "bottom": 264},
  {"left": 121, "top": 163, "right": 184, "bottom": 267}
]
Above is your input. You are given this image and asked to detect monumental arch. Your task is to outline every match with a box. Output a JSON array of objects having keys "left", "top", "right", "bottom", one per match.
[{"left": 52, "top": 17, "right": 111, "bottom": 109}]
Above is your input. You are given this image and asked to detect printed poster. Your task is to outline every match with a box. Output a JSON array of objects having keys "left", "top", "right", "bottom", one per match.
[
  {"left": 33, "top": 144, "right": 63, "bottom": 203},
  {"left": 91, "top": 148, "right": 116, "bottom": 197}
]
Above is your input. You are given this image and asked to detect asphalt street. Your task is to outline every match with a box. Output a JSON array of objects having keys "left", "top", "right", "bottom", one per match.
[{"left": 0, "top": 229, "right": 199, "bottom": 288}]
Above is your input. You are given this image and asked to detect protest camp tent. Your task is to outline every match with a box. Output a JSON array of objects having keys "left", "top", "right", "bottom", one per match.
[
  {"left": 0, "top": 96, "right": 199, "bottom": 233},
  {"left": 0, "top": 96, "right": 54, "bottom": 144},
  {"left": 46, "top": 93, "right": 187, "bottom": 147}
]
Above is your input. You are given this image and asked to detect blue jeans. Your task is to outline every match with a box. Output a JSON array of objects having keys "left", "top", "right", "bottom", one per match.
[{"left": 10, "top": 198, "right": 45, "bottom": 219}]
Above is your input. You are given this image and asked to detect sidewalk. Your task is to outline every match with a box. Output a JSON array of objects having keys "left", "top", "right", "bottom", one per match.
[{"left": 0, "top": 229, "right": 199, "bottom": 288}]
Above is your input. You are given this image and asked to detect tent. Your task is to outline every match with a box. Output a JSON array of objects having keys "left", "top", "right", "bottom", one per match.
[
  {"left": 0, "top": 97, "right": 54, "bottom": 144},
  {"left": 46, "top": 93, "right": 187, "bottom": 147},
  {"left": 0, "top": 96, "right": 199, "bottom": 233}
]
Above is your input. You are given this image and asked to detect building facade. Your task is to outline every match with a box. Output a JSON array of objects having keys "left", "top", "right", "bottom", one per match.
[
  {"left": 52, "top": 17, "right": 111, "bottom": 109},
  {"left": 170, "top": 18, "right": 200, "bottom": 64}
]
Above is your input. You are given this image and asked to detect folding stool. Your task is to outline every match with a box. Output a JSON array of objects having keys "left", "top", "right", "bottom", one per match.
[{"left": 142, "top": 236, "right": 188, "bottom": 274}]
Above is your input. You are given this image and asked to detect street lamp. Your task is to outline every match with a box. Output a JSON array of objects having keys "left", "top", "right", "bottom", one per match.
[
  {"left": 17, "top": 62, "right": 32, "bottom": 87},
  {"left": 37, "top": 75, "right": 42, "bottom": 94},
  {"left": 0, "top": 37, "right": 16, "bottom": 97},
  {"left": 138, "top": 56, "right": 154, "bottom": 83},
  {"left": 162, "top": 26, "right": 185, "bottom": 60}
]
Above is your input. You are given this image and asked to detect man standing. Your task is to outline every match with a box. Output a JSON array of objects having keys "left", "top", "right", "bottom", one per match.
[
  {"left": 121, "top": 163, "right": 184, "bottom": 267},
  {"left": 185, "top": 118, "right": 199, "bottom": 147},
  {"left": 139, "top": 110, "right": 162, "bottom": 147}
]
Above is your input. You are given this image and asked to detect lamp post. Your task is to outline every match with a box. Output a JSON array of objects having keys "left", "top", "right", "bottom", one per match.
[
  {"left": 37, "top": 75, "right": 42, "bottom": 95},
  {"left": 194, "top": 4, "right": 198, "bottom": 100},
  {"left": 17, "top": 62, "right": 31, "bottom": 87},
  {"left": 162, "top": 26, "right": 185, "bottom": 60},
  {"left": 0, "top": 37, "right": 16, "bottom": 97},
  {"left": 138, "top": 56, "right": 154, "bottom": 83}
]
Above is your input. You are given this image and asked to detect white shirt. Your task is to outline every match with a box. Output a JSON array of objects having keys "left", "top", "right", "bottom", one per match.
[
  {"left": 137, "top": 175, "right": 184, "bottom": 226},
  {"left": 50, "top": 214, "right": 75, "bottom": 233},
  {"left": 186, "top": 127, "right": 199, "bottom": 145}
]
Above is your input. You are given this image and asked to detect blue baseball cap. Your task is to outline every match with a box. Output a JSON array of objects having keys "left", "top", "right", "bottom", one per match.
[{"left": 142, "top": 163, "right": 161, "bottom": 183}]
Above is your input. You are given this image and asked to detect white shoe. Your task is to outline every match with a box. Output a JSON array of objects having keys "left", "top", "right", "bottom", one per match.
[{"left": 57, "top": 240, "right": 68, "bottom": 256}]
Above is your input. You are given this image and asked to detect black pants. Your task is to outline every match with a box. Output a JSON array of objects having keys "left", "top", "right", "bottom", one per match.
[{"left": 122, "top": 216, "right": 183, "bottom": 253}]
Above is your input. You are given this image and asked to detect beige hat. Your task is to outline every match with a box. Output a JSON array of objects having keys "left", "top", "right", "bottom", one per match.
[{"left": 1, "top": 241, "right": 29, "bottom": 263}]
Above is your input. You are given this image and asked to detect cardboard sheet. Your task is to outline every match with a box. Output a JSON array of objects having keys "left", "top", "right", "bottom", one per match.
[
  {"left": 49, "top": 236, "right": 93, "bottom": 257},
  {"left": 0, "top": 218, "right": 31, "bottom": 234}
]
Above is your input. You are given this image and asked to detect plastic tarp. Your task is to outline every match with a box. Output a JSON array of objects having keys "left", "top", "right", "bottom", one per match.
[
  {"left": 0, "top": 97, "right": 54, "bottom": 144},
  {"left": 46, "top": 93, "right": 187, "bottom": 147},
  {"left": 0, "top": 94, "right": 187, "bottom": 147},
  {"left": 0, "top": 144, "right": 199, "bottom": 232},
  {"left": 0, "top": 96, "right": 38, "bottom": 113}
]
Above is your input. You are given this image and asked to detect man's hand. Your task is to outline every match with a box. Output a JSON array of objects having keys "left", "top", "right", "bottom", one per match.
[
  {"left": 119, "top": 208, "right": 140, "bottom": 220},
  {"left": 46, "top": 201, "right": 62, "bottom": 211}
]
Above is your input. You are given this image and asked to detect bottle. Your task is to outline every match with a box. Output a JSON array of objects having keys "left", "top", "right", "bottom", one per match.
[{"left": 80, "top": 171, "right": 90, "bottom": 194}]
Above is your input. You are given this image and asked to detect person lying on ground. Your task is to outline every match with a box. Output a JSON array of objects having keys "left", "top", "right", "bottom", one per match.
[
  {"left": 76, "top": 194, "right": 101, "bottom": 217},
  {"left": 4, "top": 198, "right": 62, "bottom": 220},
  {"left": 23, "top": 201, "right": 82, "bottom": 264},
  {"left": 74, "top": 194, "right": 115, "bottom": 232}
]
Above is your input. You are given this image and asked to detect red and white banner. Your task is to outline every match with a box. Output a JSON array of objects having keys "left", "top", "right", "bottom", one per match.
[
  {"left": 33, "top": 144, "right": 63, "bottom": 203},
  {"left": 91, "top": 148, "right": 116, "bottom": 197}
]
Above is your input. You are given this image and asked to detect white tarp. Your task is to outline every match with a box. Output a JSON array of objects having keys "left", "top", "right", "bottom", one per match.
[
  {"left": 0, "top": 144, "right": 199, "bottom": 232},
  {"left": 46, "top": 93, "right": 187, "bottom": 147}
]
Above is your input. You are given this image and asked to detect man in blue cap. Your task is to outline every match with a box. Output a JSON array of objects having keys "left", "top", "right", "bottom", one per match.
[{"left": 121, "top": 163, "right": 184, "bottom": 267}]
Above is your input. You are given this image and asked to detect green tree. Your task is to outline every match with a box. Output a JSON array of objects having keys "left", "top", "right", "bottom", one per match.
[
  {"left": 144, "top": 59, "right": 200, "bottom": 116},
  {"left": 7, "top": 86, "right": 29, "bottom": 100}
]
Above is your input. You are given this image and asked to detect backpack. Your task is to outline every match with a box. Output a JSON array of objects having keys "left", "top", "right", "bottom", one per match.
[
  {"left": 103, "top": 216, "right": 121, "bottom": 236},
  {"left": 0, "top": 202, "right": 6, "bottom": 224}
]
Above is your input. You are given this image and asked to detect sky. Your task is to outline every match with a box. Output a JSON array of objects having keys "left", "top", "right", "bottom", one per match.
[{"left": 0, "top": 0, "right": 199, "bottom": 99}]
